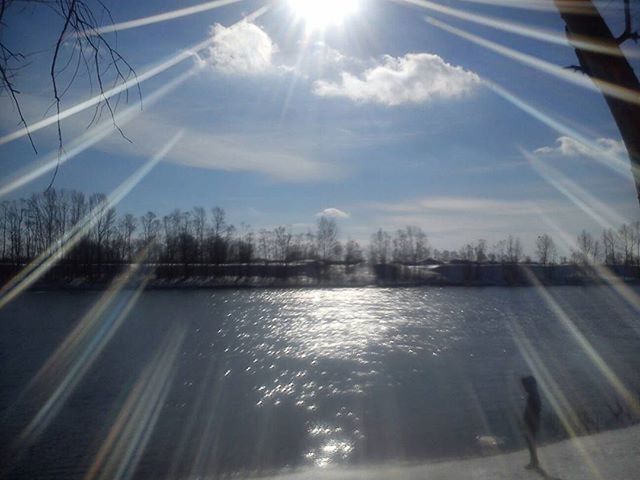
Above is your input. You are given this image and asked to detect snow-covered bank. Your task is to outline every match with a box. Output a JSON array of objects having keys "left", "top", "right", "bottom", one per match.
[
  {"left": 5, "top": 262, "right": 639, "bottom": 290},
  {"left": 256, "top": 425, "right": 640, "bottom": 480}
]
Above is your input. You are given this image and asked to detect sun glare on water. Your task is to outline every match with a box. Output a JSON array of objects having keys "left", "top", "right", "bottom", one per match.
[{"left": 287, "top": 0, "right": 360, "bottom": 31}]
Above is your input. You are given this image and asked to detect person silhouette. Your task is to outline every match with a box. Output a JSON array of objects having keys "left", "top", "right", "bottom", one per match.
[{"left": 522, "top": 375, "right": 541, "bottom": 471}]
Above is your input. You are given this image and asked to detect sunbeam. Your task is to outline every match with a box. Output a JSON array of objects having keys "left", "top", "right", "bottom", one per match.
[
  {"left": 429, "top": 17, "right": 640, "bottom": 106},
  {"left": 522, "top": 267, "right": 640, "bottom": 418},
  {"left": 83, "top": 327, "right": 185, "bottom": 480},
  {"left": 485, "top": 80, "right": 635, "bottom": 179},
  {"left": 0, "top": 54, "right": 194, "bottom": 147},
  {"left": 538, "top": 215, "right": 640, "bottom": 333},
  {"left": 453, "top": 0, "right": 613, "bottom": 14},
  {"left": 0, "top": 5, "right": 270, "bottom": 148},
  {"left": 522, "top": 148, "right": 627, "bottom": 230},
  {"left": 164, "top": 356, "right": 221, "bottom": 479},
  {"left": 0, "top": 133, "right": 182, "bottom": 310},
  {"left": 0, "top": 67, "right": 199, "bottom": 198},
  {"left": 400, "top": 0, "right": 639, "bottom": 58},
  {"left": 508, "top": 317, "right": 605, "bottom": 480},
  {"left": 87, "top": 0, "right": 244, "bottom": 36},
  {"left": 2, "top": 1, "right": 640, "bottom": 478},
  {"left": 13, "top": 271, "right": 150, "bottom": 454}
]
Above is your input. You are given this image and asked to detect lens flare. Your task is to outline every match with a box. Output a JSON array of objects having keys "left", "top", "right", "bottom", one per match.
[{"left": 287, "top": 0, "right": 359, "bottom": 31}]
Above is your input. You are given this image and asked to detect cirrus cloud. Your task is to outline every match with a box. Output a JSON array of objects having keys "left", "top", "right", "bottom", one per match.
[
  {"left": 312, "top": 53, "right": 480, "bottom": 106},
  {"left": 97, "top": 115, "right": 344, "bottom": 183}
]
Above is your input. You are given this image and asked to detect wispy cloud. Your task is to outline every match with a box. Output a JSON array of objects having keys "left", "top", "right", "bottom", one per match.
[
  {"left": 312, "top": 53, "right": 479, "bottom": 106},
  {"left": 454, "top": 158, "right": 529, "bottom": 175},
  {"left": 367, "top": 196, "right": 543, "bottom": 216},
  {"left": 359, "top": 193, "right": 636, "bottom": 251},
  {"left": 98, "top": 116, "right": 343, "bottom": 182},
  {"left": 316, "top": 207, "right": 350, "bottom": 218},
  {"left": 361, "top": 196, "right": 566, "bottom": 249}
]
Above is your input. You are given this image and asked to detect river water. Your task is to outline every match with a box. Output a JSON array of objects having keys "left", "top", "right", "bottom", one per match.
[{"left": 1, "top": 286, "right": 639, "bottom": 478}]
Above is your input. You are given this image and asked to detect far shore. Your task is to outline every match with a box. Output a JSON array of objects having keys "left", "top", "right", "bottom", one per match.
[{"left": 5, "top": 261, "right": 639, "bottom": 291}]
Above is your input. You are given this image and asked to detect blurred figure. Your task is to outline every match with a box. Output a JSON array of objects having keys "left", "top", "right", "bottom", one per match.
[{"left": 521, "top": 375, "right": 541, "bottom": 470}]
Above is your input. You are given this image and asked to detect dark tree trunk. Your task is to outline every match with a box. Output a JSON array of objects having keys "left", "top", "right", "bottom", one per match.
[{"left": 555, "top": 0, "right": 640, "bottom": 207}]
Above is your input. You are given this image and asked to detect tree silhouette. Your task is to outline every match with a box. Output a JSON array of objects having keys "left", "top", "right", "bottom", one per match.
[{"left": 536, "top": 234, "right": 557, "bottom": 265}]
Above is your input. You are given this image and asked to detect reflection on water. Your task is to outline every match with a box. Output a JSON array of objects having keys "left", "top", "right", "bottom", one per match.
[
  {"left": 1, "top": 286, "right": 639, "bottom": 478},
  {"left": 304, "top": 423, "right": 354, "bottom": 467},
  {"left": 225, "top": 288, "right": 474, "bottom": 468}
]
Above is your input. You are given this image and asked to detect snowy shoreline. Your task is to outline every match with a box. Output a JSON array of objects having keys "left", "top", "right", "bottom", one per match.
[
  {"left": 22, "top": 275, "right": 640, "bottom": 291},
  {"left": 256, "top": 424, "right": 640, "bottom": 480},
  {"left": 9, "top": 262, "right": 640, "bottom": 290}
]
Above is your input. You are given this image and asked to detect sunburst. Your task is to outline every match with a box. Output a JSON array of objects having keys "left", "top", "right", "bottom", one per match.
[{"left": 287, "top": 0, "right": 360, "bottom": 31}]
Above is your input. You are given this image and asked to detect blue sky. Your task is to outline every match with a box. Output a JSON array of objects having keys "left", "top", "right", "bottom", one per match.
[{"left": 1, "top": 0, "right": 639, "bottom": 253}]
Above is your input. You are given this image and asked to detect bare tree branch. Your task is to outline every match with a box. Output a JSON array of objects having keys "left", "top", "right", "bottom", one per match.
[
  {"left": 555, "top": 0, "right": 640, "bottom": 208},
  {"left": 617, "top": 0, "right": 639, "bottom": 44},
  {"left": 0, "top": 0, "right": 140, "bottom": 190}
]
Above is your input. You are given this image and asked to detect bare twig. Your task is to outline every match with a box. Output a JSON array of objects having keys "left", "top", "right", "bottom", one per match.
[
  {"left": 1, "top": 0, "right": 140, "bottom": 190},
  {"left": 0, "top": 55, "right": 37, "bottom": 152},
  {"left": 617, "top": 0, "right": 640, "bottom": 44}
]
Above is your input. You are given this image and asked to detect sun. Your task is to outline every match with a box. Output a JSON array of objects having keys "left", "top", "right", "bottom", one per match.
[{"left": 287, "top": 0, "right": 360, "bottom": 31}]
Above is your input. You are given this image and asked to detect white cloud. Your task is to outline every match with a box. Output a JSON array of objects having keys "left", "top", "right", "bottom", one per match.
[
  {"left": 316, "top": 207, "right": 350, "bottom": 218},
  {"left": 208, "top": 21, "right": 277, "bottom": 75},
  {"left": 534, "top": 136, "right": 625, "bottom": 158},
  {"left": 317, "top": 44, "right": 347, "bottom": 66},
  {"left": 307, "top": 41, "right": 347, "bottom": 65},
  {"left": 312, "top": 53, "right": 479, "bottom": 106},
  {"left": 99, "top": 116, "right": 343, "bottom": 182},
  {"left": 296, "top": 42, "right": 364, "bottom": 78}
]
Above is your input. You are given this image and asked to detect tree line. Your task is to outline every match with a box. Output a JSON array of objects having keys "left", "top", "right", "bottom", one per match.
[{"left": 2, "top": 189, "right": 640, "bottom": 271}]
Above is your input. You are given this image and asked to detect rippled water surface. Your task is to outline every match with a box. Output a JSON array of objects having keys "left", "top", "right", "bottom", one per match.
[{"left": 1, "top": 286, "right": 639, "bottom": 478}]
